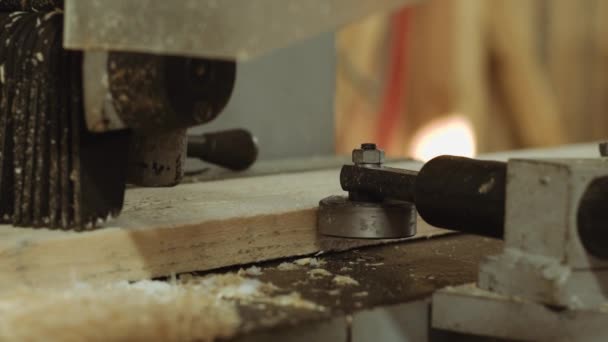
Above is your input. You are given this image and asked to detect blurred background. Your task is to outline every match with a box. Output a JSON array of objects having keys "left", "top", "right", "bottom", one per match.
[
  {"left": 196, "top": 0, "right": 608, "bottom": 163},
  {"left": 336, "top": 0, "right": 608, "bottom": 161}
]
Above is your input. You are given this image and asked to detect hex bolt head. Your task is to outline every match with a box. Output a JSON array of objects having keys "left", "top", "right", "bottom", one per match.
[{"left": 352, "top": 143, "right": 385, "bottom": 165}]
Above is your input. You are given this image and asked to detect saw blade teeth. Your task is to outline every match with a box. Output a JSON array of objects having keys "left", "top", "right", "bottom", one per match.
[
  {"left": 58, "top": 48, "right": 70, "bottom": 229},
  {"left": 46, "top": 18, "right": 59, "bottom": 228},
  {"left": 0, "top": 1, "right": 64, "bottom": 12},
  {"left": 0, "top": 11, "right": 129, "bottom": 230},
  {"left": 20, "top": 21, "right": 42, "bottom": 226},
  {"left": 31, "top": 12, "right": 57, "bottom": 226},
  {"left": 70, "top": 50, "right": 130, "bottom": 231},
  {"left": 9, "top": 13, "right": 37, "bottom": 226},
  {"left": 68, "top": 51, "right": 81, "bottom": 229},
  {"left": 0, "top": 13, "right": 14, "bottom": 222}
]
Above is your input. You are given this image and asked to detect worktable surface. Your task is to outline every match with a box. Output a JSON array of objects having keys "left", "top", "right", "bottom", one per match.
[{"left": 215, "top": 234, "right": 502, "bottom": 340}]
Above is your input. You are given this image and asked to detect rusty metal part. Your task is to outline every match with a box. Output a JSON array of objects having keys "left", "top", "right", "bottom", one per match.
[
  {"left": 64, "top": 0, "right": 420, "bottom": 60},
  {"left": 127, "top": 129, "right": 187, "bottom": 187},
  {"left": 82, "top": 51, "right": 125, "bottom": 132},
  {"left": 107, "top": 52, "right": 236, "bottom": 134},
  {"left": 318, "top": 195, "right": 417, "bottom": 239},
  {"left": 188, "top": 129, "right": 259, "bottom": 171}
]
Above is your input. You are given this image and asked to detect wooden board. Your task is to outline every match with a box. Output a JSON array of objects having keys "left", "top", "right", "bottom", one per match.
[
  {"left": 0, "top": 160, "right": 449, "bottom": 291},
  {"left": 0, "top": 143, "right": 597, "bottom": 291}
]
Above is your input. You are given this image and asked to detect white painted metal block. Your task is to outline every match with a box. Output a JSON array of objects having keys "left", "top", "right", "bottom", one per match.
[
  {"left": 478, "top": 158, "right": 608, "bottom": 308},
  {"left": 502, "top": 158, "right": 608, "bottom": 268},
  {"left": 433, "top": 284, "right": 608, "bottom": 342}
]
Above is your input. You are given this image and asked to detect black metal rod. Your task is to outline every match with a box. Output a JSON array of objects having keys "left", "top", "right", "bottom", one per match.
[
  {"left": 415, "top": 156, "right": 506, "bottom": 239},
  {"left": 340, "top": 165, "right": 418, "bottom": 202},
  {"left": 340, "top": 156, "right": 507, "bottom": 239},
  {"left": 188, "top": 129, "right": 258, "bottom": 171}
]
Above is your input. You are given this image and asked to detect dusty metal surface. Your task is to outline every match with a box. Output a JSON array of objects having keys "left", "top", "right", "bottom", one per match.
[
  {"left": 182, "top": 234, "right": 502, "bottom": 340},
  {"left": 107, "top": 52, "right": 235, "bottom": 134},
  {"left": 82, "top": 51, "right": 125, "bottom": 132},
  {"left": 63, "top": 0, "right": 419, "bottom": 60},
  {"left": 433, "top": 284, "right": 608, "bottom": 342},
  {"left": 127, "top": 129, "right": 187, "bottom": 187},
  {"left": 318, "top": 195, "right": 417, "bottom": 239}
]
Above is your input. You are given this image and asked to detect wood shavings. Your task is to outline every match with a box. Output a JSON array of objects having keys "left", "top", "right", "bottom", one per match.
[
  {"left": 328, "top": 289, "right": 341, "bottom": 296},
  {"left": 277, "top": 261, "right": 300, "bottom": 271},
  {"left": 332, "top": 275, "right": 360, "bottom": 287},
  {"left": 294, "top": 257, "right": 326, "bottom": 267},
  {"left": 237, "top": 266, "right": 263, "bottom": 276},
  {"left": 0, "top": 280, "right": 240, "bottom": 342},
  {"left": 339, "top": 266, "right": 353, "bottom": 272},
  {"left": 269, "top": 292, "right": 325, "bottom": 311},
  {"left": 366, "top": 262, "right": 385, "bottom": 267},
  {"left": 0, "top": 272, "right": 325, "bottom": 341},
  {"left": 307, "top": 268, "right": 332, "bottom": 279},
  {"left": 292, "top": 280, "right": 309, "bottom": 287},
  {"left": 352, "top": 291, "right": 369, "bottom": 298}
]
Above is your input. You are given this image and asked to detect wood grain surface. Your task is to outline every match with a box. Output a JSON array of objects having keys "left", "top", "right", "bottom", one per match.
[{"left": 0, "top": 160, "right": 449, "bottom": 291}]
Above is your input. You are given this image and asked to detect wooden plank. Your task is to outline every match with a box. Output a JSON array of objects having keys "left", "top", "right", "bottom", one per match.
[
  {"left": 0, "top": 143, "right": 597, "bottom": 291},
  {"left": 0, "top": 160, "right": 448, "bottom": 291}
]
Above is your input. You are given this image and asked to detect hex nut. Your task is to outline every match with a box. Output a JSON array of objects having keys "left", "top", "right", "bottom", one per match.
[{"left": 352, "top": 148, "right": 385, "bottom": 165}]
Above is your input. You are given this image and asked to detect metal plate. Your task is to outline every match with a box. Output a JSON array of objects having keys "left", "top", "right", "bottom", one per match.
[
  {"left": 318, "top": 195, "right": 416, "bottom": 239},
  {"left": 63, "top": 0, "right": 420, "bottom": 60}
]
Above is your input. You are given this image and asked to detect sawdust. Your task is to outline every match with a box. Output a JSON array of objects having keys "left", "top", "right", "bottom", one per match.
[
  {"left": 237, "top": 265, "right": 263, "bottom": 276},
  {"left": 332, "top": 275, "right": 360, "bottom": 287},
  {"left": 366, "top": 262, "right": 385, "bottom": 267},
  {"left": 277, "top": 261, "right": 300, "bottom": 271},
  {"left": 307, "top": 268, "right": 333, "bottom": 279},
  {"left": 277, "top": 257, "right": 326, "bottom": 271},
  {"left": 294, "top": 257, "right": 326, "bottom": 267},
  {"left": 195, "top": 274, "right": 324, "bottom": 312},
  {"left": 328, "top": 289, "right": 341, "bottom": 296},
  {"left": 0, "top": 273, "right": 324, "bottom": 341},
  {"left": 339, "top": 266, "right": 353, "bottom": 272},
  {"left": 0, "top": 280, "right": 240, "bottom": 342},
  {"left": 353, "top": 291, "right": 369, "bottom": 298}
]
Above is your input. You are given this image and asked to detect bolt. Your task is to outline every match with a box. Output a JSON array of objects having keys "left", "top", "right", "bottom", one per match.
[{"left": 352, "top": 143, "right": 385, "bottom": 166}]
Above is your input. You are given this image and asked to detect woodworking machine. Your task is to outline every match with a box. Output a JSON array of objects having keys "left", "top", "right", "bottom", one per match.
[
  {"left": 5, "top": 1, "right": 607, "bottom": 340},
  {"left": 0, "top": 0, "right": 416, "bottom": 230}
]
